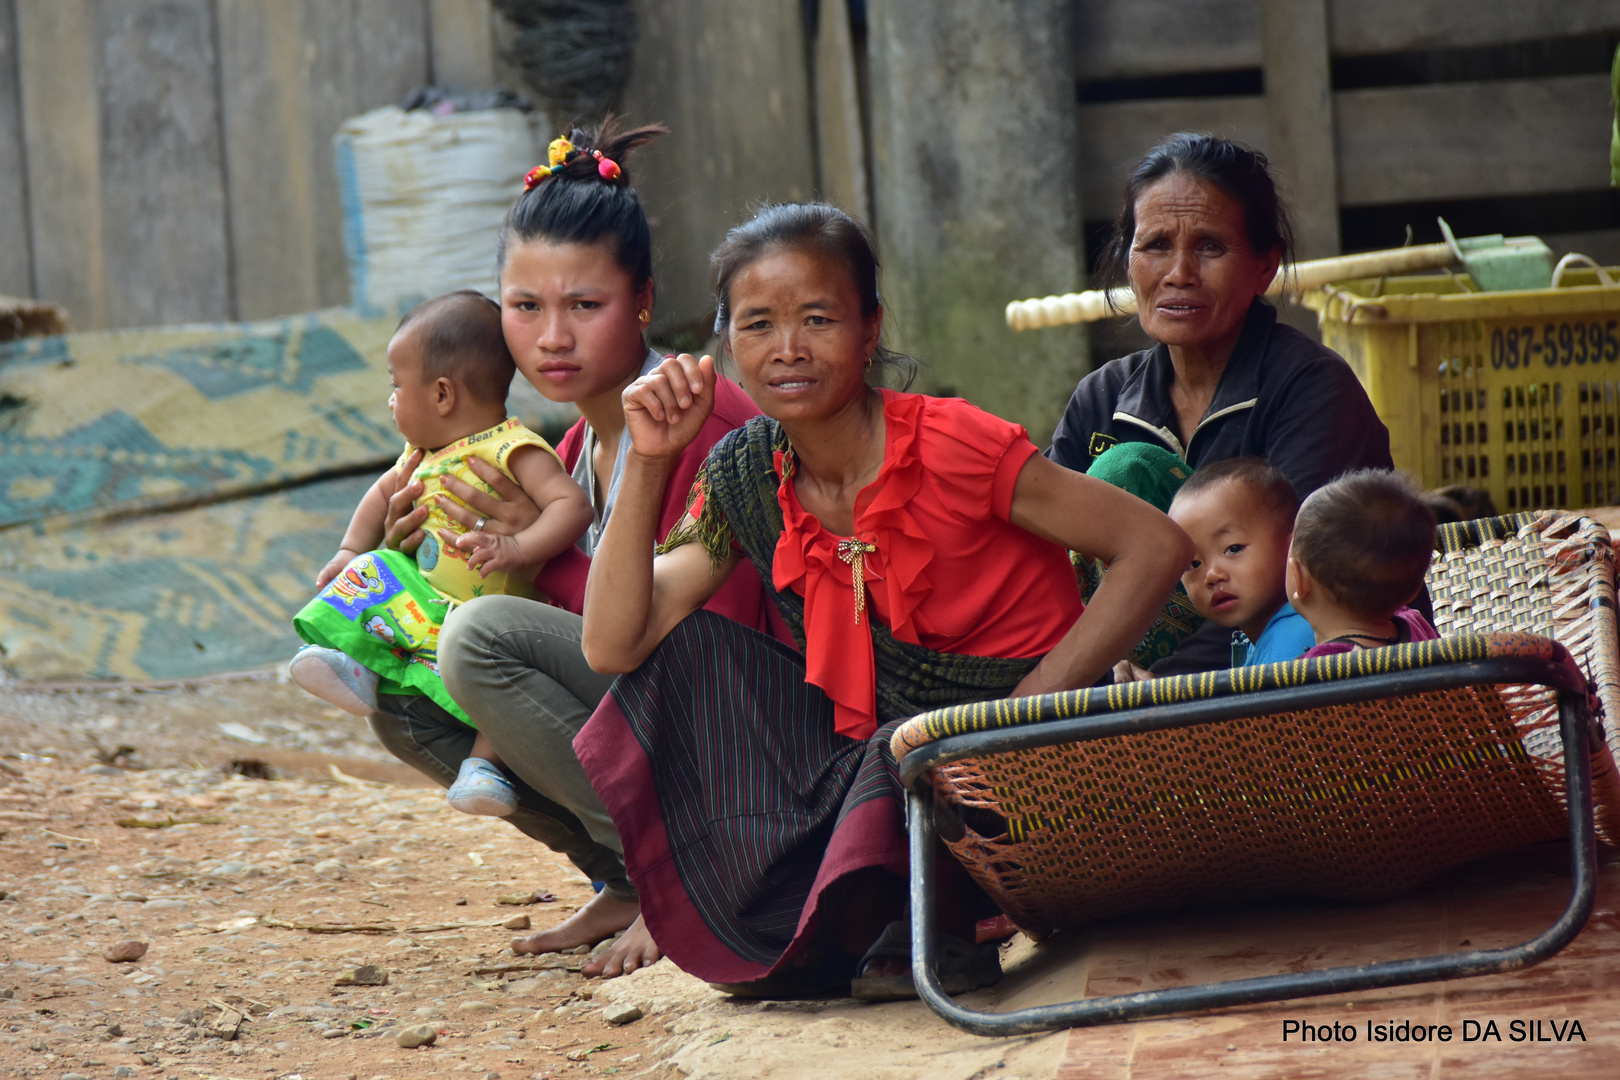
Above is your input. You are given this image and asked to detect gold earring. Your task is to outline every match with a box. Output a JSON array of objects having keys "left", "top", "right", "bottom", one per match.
[
  {"left": 638, "top": 309, "right": 651, "bottom": 324},
  {"left": 864, "top": 355, "right": 874, "bottom": 371}
]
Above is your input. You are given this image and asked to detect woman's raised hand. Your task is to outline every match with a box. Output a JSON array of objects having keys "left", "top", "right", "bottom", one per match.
[{"left": 623, "top": 354, "right": 716, "bottom": 460}]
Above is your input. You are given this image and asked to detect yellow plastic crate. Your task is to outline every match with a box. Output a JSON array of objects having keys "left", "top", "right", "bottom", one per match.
[{"left": 1303, "top": 268, "right": 1620, "bottom": 512}]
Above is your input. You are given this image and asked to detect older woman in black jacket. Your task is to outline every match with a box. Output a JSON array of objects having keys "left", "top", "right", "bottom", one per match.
[{"left": 1048, "top": 133, "right": 1394, "bottom": 673}]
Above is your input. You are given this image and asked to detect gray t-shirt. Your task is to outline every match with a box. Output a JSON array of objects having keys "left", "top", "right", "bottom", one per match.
[{"left": 570, "top": 348, "right": 663, "bottom": 556}]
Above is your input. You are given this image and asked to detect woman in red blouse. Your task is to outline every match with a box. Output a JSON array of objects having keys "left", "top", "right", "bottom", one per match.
[{"left": 576, "top": 203, "right": 1192, "bottom": 996}]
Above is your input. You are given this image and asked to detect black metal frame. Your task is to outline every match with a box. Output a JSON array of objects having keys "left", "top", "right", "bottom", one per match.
[{"left": 898, "top": 656, "right": 1599, "bottom": 1036}]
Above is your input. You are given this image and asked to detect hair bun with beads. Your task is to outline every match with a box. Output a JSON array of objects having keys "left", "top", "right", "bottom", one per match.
[
  {"left": 520, "top": 115, "right": 661, "bottom": 191},
  {"left": 497, "top": 114, "right": 669, "bottom": 292}
]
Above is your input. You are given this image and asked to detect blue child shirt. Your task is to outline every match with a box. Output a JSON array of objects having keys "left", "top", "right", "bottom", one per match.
[{"left": 1237, "top": 602, "right": 1317, "bottom": 666}]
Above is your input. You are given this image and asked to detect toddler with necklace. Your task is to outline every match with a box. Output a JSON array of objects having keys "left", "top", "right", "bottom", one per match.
[{"left": 1288, "top": 469, "right": 1439, "bottom": 656}]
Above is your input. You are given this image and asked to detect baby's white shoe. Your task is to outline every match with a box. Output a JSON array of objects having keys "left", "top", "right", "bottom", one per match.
[
  {"left": 288, "top": 645, "right": 378, "bottom": 716},
  {"left": 447, "top": 757, "right": 517, "bottom": 817}
]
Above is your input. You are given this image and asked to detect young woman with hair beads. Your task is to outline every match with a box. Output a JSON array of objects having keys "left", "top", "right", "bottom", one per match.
[{"left": 365, "top": 118, "right": 785, "bottom": 979}]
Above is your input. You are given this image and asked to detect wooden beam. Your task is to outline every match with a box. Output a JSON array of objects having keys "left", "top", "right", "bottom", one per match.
[
  {"left": 14, "top": 0, "right": 104, "bottom": 326},
  {"left": 1073, "top": 0, "right": 1260, "bottom": 82},
  {"left": 1261, "top": 0, "right": 1340, "bottom": 258},
  {"left": 1336, "top": 75, "right": 1613, "bottom": 206},
  {"left": 1077, "top": 97, "right": 1269, "bottom": 222},
  {"left": 870, "top": 0, "right": 1086, "bottom": 441},
  {"left": 0, "top": 0, "right": 33, "bottom": 298},
  {"left": 813, "top": 0, "right": 870, "bottom": 225},
  {"left": 93, "top": 0, "right": 232, "bottom": 326},
  {"left": 429, "top": 0, "right": 495, "bottom": 89},
  {"left": 219, "top": 0, "right": 429, "bottom": 320},
  {"left": 1328, "top": 0, "right": 1620, "bottom": 56},
  {"left": 619, "top": 0, "right": 816, "bottom": 336},
  {"left": 356, "top": 0, "right": 431, "bottom": 104},
  {"left": 217, "top": 0, "right": 323, "bottom": 320}
]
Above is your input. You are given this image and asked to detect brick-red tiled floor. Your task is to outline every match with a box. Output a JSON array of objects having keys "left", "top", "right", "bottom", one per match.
[{"left": 1040, "top": 845, "right": 1620, "bottom": 1077}]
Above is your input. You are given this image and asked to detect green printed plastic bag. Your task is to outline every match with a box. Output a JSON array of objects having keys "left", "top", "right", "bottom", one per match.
[{"left": 292, "top": 548, "right": 470, "bottom": 725}]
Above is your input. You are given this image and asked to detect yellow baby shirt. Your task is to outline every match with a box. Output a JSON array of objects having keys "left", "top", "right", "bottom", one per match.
[{"left": 396, "top": 417, "right": 562, "bottom": 602}]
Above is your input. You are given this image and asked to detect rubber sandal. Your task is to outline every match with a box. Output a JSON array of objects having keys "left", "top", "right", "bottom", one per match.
[
  {"left": 709, "top": 944, "right": 858, "bottom": 1000},
  {"left": 850, "top": 919, "right": 1002, "bottom": 1002}
]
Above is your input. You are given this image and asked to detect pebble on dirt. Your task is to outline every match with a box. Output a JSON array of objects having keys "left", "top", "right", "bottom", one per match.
[
  {"left": 502, "top": 913, "right": 531, "bottom": 930},
  {"left": 603, "top": 1002, "right": 645, "bottom": 1025},
  {"left": 396, "top": 1023, "right": 438, "bottom": 1048},
  {"left": 333, "top": 963, "right": 388, "bottom": 986},
  {"left": 102, "top": 939, "right": 148, "bottom": 962}
]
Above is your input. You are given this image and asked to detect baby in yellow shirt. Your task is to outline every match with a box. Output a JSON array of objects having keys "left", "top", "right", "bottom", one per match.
[{"left": 290, "top": 291, "right": 592, "bottom": 817}]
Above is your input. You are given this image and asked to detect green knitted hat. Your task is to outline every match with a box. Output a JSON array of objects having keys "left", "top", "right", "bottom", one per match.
[{"left": 1088, "top": 442, "right": 1191, "bottom": 512}]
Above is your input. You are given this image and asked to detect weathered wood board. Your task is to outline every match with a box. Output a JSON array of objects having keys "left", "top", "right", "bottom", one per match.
[
  {"left": 1328, "top": 0, "right": 1620, "bottom": 56},
  {"left": 1261, "top": 0, "right": 1339, "bottom": 258},
  {"left": 1076, "top": 97, "right": 1269, "bottom": 219},
  {"left": 0, "top": 0, "right": 33, "bottom": 300},
  {"left": 95, "top": 0, "right": 232, "bottom": 328},
  {"left": 1336, "top": 75, "right": 1615, "bottom": 206},
  {"left": 1073, "top": 0, "right": 1261, "bottom": 81},
  {"left": 15, "top": 0, "right": 105, "bottom": 326},
  {"left": 217, "top": 0, "right": 428, "bottom": 321},
  {"left": 619, "top": 0, "right": 816, "bottom": 338}
]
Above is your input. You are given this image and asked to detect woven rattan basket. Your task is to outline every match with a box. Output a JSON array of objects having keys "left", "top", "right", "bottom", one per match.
[{"left": 907, "top": 512, "right": 1620, "bottom": 935}]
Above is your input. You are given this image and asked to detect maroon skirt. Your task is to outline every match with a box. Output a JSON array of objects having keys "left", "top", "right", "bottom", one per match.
[{"left": 574, "top": 610, "right": 908, "bottom": 984}]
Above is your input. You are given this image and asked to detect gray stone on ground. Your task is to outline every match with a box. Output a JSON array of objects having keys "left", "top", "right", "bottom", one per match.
[
  {"left": 603, "top": 1002, "right": 644, "bottom": 1025},
  {"left": 396, "top": 1023, "right": 437, "bottom": 1048},
  {"left": 321, "top": 1027, "right": 347, "bottom": 1039},
  {"left": 102, "top": 940, "right": 148, "bottom": 963},
  {"left": 333, "top": 963, "right": 388, "bottom": 986},
  {"left": 114, "top": 1067, "right": 137, "bottom": 1077},
  {"left": 501, "top": 914, "right": 530, "bottom": 930},
  {"left": 457, "top": 999, "right": 498, "bottom": 1016}
]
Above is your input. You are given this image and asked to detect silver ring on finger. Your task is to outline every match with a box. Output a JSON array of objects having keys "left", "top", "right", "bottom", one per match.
[{"left": 474, "top": 517, "right": 487, "bottom": 532}]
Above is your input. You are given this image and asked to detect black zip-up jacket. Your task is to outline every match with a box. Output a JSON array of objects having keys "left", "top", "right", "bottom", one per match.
[
  {"left": 1048, "top": 302, "right": 1392, "bottom": 495},
  {"left": 1048, "top": 301, "right": 1394, "bottom": 674}
]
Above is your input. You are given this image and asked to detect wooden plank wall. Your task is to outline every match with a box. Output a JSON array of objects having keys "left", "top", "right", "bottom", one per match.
[
  {"left": 0, "top": 0, "right": 814, "bottom": 337},
  {"left": 0, "top": 0, "right": 451, "bottom": 330},
  {"left": 0, "top": 0, "right": 33, "bottom": 299},
  {"left": 618, "top": 0, "right": 817, "bottom": 342},
  {"left": 1074, "top": 0, "right": 1620, "bottom": 262}
]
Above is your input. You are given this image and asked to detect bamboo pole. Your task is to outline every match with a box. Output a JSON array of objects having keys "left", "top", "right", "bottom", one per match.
[{"left": 1005, "top": 242, "right": 1454, "bottom": 330}]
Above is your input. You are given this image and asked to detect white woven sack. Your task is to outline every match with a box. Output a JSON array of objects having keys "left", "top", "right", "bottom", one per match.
[{"left": 334, "top": 105, "right": 543, "bottom": 315}]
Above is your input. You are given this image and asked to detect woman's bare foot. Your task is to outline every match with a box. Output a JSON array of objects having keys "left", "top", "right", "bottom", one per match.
[
  {"left": 581, "top": 914, "right": 661, "bottom": 979},
  {"left": 510, "top": 891, "right": 639, "bottom": 956}
]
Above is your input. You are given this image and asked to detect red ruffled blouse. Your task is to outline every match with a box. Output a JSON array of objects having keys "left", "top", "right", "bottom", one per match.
[{"left": 747, "top": 391, "right": 1082, "bottom": 739}]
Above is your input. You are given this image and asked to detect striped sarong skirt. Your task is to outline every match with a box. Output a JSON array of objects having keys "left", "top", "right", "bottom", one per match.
[{"left": 574, "top": 610, "right": 907, "bottom": 985}]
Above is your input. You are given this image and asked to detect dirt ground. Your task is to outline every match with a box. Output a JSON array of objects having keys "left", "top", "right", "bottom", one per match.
[{"left": 0, "top": 670, "right": 1068, "bottom": 1080}]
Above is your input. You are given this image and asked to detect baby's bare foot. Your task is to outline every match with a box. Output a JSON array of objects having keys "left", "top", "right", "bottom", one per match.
[
  {"left": 581, "top": 914, "right": 661, "bottom": 979},
  {"left": 510, "top": 892, "right": 639, "bottom": 956}
]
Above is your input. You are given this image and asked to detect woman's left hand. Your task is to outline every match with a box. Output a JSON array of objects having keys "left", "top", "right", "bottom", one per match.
[{"left": 432, "top": 456, "right": 545, "bottom": 553}]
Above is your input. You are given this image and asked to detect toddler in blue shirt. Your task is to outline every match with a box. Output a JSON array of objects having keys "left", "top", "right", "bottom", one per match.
[{"left": 1167, "top": 457, "right": 1313, "bottom": 667}]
